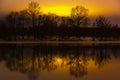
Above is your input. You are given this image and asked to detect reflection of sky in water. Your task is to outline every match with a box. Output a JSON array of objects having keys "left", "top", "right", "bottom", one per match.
[{"left": 0, "top": 44, "right": 120, "bottom": 80}]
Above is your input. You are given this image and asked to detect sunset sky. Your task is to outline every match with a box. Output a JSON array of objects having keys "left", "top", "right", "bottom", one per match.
[{"left": 0, "top": 0, "right": 120, "bottom": 25}]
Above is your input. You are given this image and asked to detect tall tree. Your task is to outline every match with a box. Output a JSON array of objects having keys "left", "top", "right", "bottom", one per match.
[
  {"left": 27, "top": 1, "right": 41, "bottom": 39},
  {"left": 6, "top": 12, "right": 19, "bottom": 40},
  {"left": 18, "top": 9, "right": 29, "bottom": 39},
  {"left": 70, "top": 6, "right": 90, "bottom": 27}
]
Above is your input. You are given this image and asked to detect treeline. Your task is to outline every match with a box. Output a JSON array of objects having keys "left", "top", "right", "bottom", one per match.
[{"left": 0, "top": 2, "right": 119, "bottom": 41}]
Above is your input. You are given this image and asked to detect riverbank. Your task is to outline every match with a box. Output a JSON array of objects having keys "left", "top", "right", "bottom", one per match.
[{"left": 0, "top": 41, "right": 120, "bottom": 44}]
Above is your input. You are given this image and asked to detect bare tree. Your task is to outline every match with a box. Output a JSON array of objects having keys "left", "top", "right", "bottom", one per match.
[
  {"left": 27, "top": 1, "right": 40, "bottom": 27},
  {"left": 70, "top": 6, "right": 90, "bottom": 27},
  {"left": 93, "top": 16, "right": 112, "bottom": 28},
  {"left": 27, "top": 1, "right": 41, "bottom": 39}
]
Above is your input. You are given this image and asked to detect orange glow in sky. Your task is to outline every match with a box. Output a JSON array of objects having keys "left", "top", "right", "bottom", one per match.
[
  {"left": 41, "top": 5, "right": 111, "bottom": 16},
  {"left": 41, "top": 5, "right": 71, "bottom": 16},
  {"left": 0, "top": 0, "right": 120, "bottom": 25},
  {"left": 0, "top": 0, "right": 120, "bottom": 16}
]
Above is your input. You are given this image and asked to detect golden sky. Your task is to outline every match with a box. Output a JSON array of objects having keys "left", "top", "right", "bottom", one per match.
[
  {"left": 0, "top": 0, "right": 120, "bottom": 16},
  {"left": 0, "top": 0, "right": 120, "bottom": 25}
]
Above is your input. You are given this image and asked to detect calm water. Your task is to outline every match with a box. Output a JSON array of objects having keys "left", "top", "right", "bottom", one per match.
[{"left": 0, "top": 44, "right": 120, "bottom": 80}]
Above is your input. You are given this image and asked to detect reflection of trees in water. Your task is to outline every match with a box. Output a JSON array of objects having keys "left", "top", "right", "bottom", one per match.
[
  {"left": 0, "top": 44, "right": 120, "bottom": 79},
  {"left": 91, "top": 47, "right": 111, "bottom": 68},
  {"left": 68, "top": 54, "right": 88, "bottom": 77}
]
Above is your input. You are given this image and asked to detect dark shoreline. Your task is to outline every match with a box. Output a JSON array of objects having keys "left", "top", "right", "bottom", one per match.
[{"left": 0, "top": 41, "right": 120, "bottom": 44}]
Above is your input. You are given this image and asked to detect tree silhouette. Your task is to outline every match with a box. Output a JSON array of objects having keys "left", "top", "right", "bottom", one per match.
[
  {"left": 6, "top": 12, "right": 19, "bottom": 40},
  {"left": 93, "top": 16, "right": 113, "bottom": 40},
  {"left": 70, "top": 6, "right": 90, "bottom": 27},
  {"left": 27, "top": 1, "right": 41, "bottom": 39},
  {"left": 0, "top": 2, "right": 120, "bottom": 41},
  {"left": 93, "top": 16, "right": 112, "bottom": 28},
  {"left": 0, "top": 20, "right": 7, "bottom": 40},
  {"left": 38, "top": 13, "right": 58, "bottom": 39},
  {"left": 18, "top": 9, "right": 29, "bottom": 40}
]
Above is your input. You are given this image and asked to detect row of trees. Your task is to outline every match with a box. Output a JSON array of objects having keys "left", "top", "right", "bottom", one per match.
[{"left": 0, "top": 2, "right": 119, "bottom": 41}]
